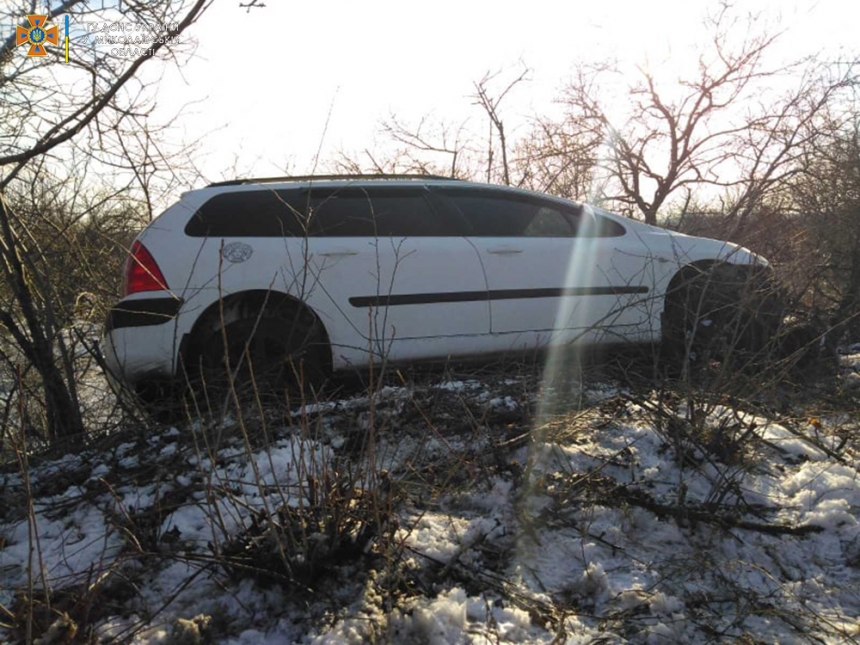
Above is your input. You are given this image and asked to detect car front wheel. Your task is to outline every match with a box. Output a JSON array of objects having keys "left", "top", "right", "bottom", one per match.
[{"left": 663, "top": 264, "right": 783, "bottom": 373}]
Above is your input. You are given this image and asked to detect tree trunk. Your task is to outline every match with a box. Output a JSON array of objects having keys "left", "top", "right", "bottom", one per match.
[{"left": 0, "top": 194, "right": 84, "bottom": 442}]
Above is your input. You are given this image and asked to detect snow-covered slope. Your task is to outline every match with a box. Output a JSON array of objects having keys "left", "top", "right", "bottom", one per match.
[{"left": 2, "top": 355, "right": 860, "bottom": 643}]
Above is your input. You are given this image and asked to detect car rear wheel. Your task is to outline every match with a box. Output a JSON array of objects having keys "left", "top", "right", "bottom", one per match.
[{"left": 188, "top": 299, "right": 329, "bottom": 405}]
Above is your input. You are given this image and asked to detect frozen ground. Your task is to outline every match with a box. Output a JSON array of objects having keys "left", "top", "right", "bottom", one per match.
[{"left": 2, "top": 352, "right": 860, "bottom": 643}]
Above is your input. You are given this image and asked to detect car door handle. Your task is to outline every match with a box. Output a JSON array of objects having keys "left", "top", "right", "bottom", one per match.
[
  {"left": 319, "top": 248, "right": 358, "bottom": 257},
  {"left": 487, "top": 246, "right": 523, "bottom": 255}
]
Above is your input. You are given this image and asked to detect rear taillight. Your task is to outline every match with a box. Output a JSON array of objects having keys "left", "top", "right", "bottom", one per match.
[{"left": 123, "top": 240, "right": 168, "bottom": 296}]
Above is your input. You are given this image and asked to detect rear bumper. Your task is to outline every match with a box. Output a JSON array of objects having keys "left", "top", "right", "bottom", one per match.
[
  {"left": 105, "top": 296, "right": 183, "bottom": 332},
  {"left": 102, "top": 296, "right": 184, "bottom": 393}
]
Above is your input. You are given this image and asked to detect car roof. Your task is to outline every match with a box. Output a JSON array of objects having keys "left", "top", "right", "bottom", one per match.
[
  {"left": 207, "top": 173, "right": 459, "bottom": 188},
  {"left": 183, "top": 175, "right": 586, "bottom": 209}
]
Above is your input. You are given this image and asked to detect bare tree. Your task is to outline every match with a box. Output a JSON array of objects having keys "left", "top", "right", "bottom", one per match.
[
  {"left": 332, "top": 115, "right": 465, "bottom": 179},
  {"left": 0, "top": 0, "right": 209, "bottom": 442},
  {"left": 336, "top": 66, "right": 531, "bottom": 184},
  {"left": 513, "top": 110, "right": 603, "bottom": 200},
  {"left": 472, "top": 65, "right": 530, "bottom": 185},
  {"left": 789, "top": 115, "right": 860, "bottom": 339},
  {"left": 555, "top": 5, "right": 857, "bottom": 227},
  {"left": 334, "top": 113, "right": 475, "bottom": 178}
]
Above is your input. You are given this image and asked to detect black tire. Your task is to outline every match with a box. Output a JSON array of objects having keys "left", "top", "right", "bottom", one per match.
[
  {"left": 775, "top": 319, "right": 835, "bottom": 378},
  {"left": 663, "top": 265, "right": 783, "bottom": 372},
  {"left": 188, "top": 299, "right": 329, "bottom": 403}
]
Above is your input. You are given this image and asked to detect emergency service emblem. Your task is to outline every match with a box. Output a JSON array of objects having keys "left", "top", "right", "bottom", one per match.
[{"left": 16, "top": 14, "right": 59, "bottom": 57}]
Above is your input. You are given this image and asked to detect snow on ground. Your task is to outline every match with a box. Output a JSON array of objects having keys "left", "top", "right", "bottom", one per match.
[{"left": 2, "top": 355, "right": 860, "bottom": 643}]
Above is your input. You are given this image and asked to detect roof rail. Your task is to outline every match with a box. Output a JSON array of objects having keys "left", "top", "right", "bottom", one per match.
[{"left": 207, "top": 174, "right": 460, "bottom": 188}]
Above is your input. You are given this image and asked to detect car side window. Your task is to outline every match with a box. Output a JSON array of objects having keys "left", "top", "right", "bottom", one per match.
[
  {"left": 184, "top": 185, "right": 626, "bottom": 239},
  {"left": 523, "top": 207, "right": 576, "bottom": 237},
  {"left": 441, "top": 190, "right": 579, "bottom": 237},
  {"left": 185, "top": 187, "right": 457, "bottom": 238},
  {"left": 308, "top": 188, "right": 450, "bottom": 237}
]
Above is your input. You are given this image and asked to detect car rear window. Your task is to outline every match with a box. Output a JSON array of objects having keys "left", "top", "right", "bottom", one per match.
[
  {"left": 185, "top": 189, "right": 308, "bottom": 237},
  {"left": 185, "top": 187, "right": 451, "bottom": 237}
]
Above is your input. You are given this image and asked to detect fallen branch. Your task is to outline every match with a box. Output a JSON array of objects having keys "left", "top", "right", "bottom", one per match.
[{"left": 598, "top": 477, "right": 823, "bottom": 537}]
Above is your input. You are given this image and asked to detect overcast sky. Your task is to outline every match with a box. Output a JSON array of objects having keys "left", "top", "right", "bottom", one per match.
[{"left": 153, "top": 0, "right": 858, "bottom": 185}]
